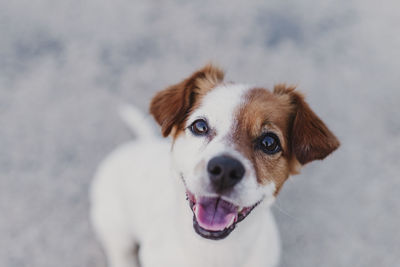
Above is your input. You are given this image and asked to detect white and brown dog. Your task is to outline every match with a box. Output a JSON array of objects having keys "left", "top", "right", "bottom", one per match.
[{"left": 90, "top": 64, "right": 339, "bottom": 267}]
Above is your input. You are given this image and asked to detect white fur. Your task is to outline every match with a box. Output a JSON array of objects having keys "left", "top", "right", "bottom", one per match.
[
  {"left": 119, "top": 104, "right": 156, "bottom": 139},
  {"left": 90, "top": 84, "right": 281, "bottom": 267}
]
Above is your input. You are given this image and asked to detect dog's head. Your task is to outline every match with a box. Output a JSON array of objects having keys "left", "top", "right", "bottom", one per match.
[{"left": 150, "top": 64, "right": 339, "bottom": 240}]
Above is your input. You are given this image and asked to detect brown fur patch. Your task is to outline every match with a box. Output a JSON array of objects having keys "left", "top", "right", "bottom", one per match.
[
  {"left": 274, "top": 84, "right": 340, "bottom": 165},
  {"left": 232, "top": 88, "right": 296, "bottom": 194},
  {"left": 232, "top": 85, "right": 340, "bottom": 194},
  {"left": 150, "top": 64, "right": 224, "bottom": 137}
]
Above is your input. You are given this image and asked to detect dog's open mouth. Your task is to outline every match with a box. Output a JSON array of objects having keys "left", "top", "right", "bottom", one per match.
[{"left": 186, "top": 191, "right": 258, "bottom": 240}]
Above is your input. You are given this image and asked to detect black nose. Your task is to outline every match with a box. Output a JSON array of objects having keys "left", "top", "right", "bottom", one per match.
[{"left": 207, "top": 155, "right": 245, "bottom": 192}]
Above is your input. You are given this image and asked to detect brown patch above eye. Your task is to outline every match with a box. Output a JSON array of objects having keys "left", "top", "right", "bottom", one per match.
[
  {"left": 231, "top": 88, "right": 295, "bottom": 193},
  {"left": 150, "top": 63, "right": 224, "bottom": 138}
]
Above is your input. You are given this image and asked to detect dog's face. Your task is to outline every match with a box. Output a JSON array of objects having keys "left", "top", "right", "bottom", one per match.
[{"left": 150, "top": 64, "right": 339, "bottom": 240}]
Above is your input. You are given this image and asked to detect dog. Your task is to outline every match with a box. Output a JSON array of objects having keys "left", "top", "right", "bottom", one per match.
[{"left": 90, "top": 64, "right": 340, "bottom": 267}]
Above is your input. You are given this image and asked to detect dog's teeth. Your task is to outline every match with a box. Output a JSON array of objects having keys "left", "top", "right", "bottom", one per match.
[{"left": 227, "top": 215, "right": 236, "bottom": 228}]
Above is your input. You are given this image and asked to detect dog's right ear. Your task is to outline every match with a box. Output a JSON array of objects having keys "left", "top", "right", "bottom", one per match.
[
  {"left": 150, "top": 64, "right": 224, "bottom": 137},
  {"left": 274, "top": 85, "right": 340, "bottom": 166}
]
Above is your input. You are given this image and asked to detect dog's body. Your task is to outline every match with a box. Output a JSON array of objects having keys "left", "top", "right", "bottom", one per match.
[
  {"left": 91, "top": 65, "right": 339, "bottom": 267},
  {"left": 91, "top": 138, "right": 280, "bottom": 267}
]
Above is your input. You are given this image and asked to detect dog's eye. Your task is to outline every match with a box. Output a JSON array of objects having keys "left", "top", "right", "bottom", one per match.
[
  {"left": 259, "top": 133, "right": 281, "bottom": 154},
  {"left": 190, "top": 119, "right": 209, "bottom": 136}
]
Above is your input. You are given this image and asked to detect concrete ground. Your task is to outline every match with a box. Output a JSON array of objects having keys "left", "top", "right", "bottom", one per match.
[{"left": 1, "top": 0, "right": 400, "bottom": 266}]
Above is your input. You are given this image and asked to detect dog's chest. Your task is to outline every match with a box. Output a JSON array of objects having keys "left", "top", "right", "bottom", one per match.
[
  {"left": 134, "top": 203, "right": 279, "bottom": 267},
  {"left": 138, "top": 234, "right": 259, "bottom": 267}
]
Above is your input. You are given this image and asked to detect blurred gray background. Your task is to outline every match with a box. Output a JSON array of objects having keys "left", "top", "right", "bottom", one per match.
[{"left": 1, "top": 0, "right": 400, "bottom": 266}]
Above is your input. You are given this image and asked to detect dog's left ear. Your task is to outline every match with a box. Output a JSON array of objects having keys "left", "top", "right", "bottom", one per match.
[
  {"left": 274, "top": 85, "right": 340, "bottom": 165},
  {"left": 150, "top": 64, "right": 224, "bottom": 137}
]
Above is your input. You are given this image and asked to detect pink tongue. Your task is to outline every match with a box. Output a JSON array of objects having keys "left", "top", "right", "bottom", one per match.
[{"left": 194, "top": 197, "right": 238, "bottom": 231}]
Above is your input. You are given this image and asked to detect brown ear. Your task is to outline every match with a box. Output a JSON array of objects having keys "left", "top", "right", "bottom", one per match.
[
  {"left": 149, "top": 64, "right": 224, "bottom": 137},
  {"left": 274, "top": 85, "right": 340, "bottom": 165}
]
